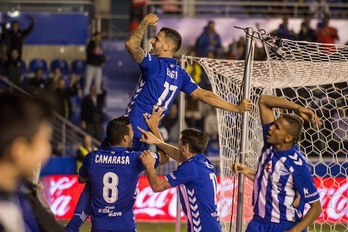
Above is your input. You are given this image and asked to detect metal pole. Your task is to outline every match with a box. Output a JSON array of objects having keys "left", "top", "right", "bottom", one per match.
[
  {"left": 236, "top": 27, "right": 255, "bottom": 232},
  {"left": 175, "top": 54, "right": 187, "bottom": 232}
]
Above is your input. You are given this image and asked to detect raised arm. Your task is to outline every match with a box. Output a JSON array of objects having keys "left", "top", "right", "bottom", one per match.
[
  {"left": 140, "top": 150, "right": 172, "bottom": 192},
  {"left": 143, "top": 106, "right": 169, "bottom": 165},
  {"left": 258, "top": 95, "right": 322, "bottom": 126},
  {"left": 125, "top": 13, "right": 158, "bottom": 63},
  {"left": 138, "top": 127, "right": 181, "bottom": 162},
  {"left": 190, "top": 88, "right": 252, "bottom": 113}
]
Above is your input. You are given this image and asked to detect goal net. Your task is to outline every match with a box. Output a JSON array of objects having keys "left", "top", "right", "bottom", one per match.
[{"left": 184, "top": 37, "right": 348, "bottom": 231}]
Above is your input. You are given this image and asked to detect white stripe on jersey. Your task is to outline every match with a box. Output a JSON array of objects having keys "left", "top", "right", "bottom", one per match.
[
  {"left": 253, "top": 147, "right": 299, "bottom": 223},
  {"left": 179, "top": 185, "right": 194, "bottom": 232}
]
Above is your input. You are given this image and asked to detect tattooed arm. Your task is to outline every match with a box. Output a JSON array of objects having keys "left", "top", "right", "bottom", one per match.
[{"left": 125, "top": 13, "right": 159, "bottom": 63}]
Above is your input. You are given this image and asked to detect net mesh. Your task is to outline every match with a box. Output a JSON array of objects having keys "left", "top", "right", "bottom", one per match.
[{"left": 185, "top": 36, "right": 348, "bottom": 232}]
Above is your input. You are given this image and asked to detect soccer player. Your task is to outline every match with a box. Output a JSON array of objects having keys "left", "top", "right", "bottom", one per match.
[
  {"left": 233, "top": 95, "right": 322, "bottom": 232},
  {"left": 77, "top": 114, "right": 168, "bottom": 232},
  {"left": 125, "top": 13, "right": 252, "bottom": 151},
  {"left": 138, "top": 127, "right": 222, "bottom": 232}
]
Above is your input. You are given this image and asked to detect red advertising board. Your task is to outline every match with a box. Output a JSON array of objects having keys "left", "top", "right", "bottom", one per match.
[{"left": 41, "top": 175, "right": 348, "bottom": 222}]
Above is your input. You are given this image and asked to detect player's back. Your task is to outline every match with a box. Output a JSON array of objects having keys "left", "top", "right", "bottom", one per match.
[
  {"left": 86, "top": 147, "right": 144, "bottom": 231},
  {"left": 125, "top": 53, "right": 198, "bottom": 139}
]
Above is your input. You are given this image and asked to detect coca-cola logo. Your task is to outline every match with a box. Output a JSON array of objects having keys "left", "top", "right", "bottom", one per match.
[
  {"left": 316, "top": 181, "right": 348, "bottom": 221},
  {"left": 43, "top": 176, "right": 80, "bottom": 217}
]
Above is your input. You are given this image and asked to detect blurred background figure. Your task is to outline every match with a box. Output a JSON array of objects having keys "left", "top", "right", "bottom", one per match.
[
  {"left": 3, "top": 48, "right": 23, "bottom": 85},
  {"left": 75, "top": 135, "right": 96, "bottom": 173},
  {"left": 316, "top": 14, "right": 339, "bottom": 44},
  {"left": 298, "top": 15, "right": 316, "bottom": 42},
  {"left": 271, "top": 17, "right": 298, "bottom": 40},
  {"left": 81, "top": 84, "right": 106, "bottom": 142},
  {"left": 1, "top": 15, "right": 35, "bottom": 59},
  {"left": 195, "top": 20, "right": 222, "bottom": 57},
  {"left": 84, "top": 32, "right": 107, "bottom": 96}
]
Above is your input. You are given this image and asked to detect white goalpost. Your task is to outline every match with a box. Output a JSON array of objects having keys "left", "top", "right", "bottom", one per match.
[{"left": 182, "top": 29, "right": 348, "bottom": 232}]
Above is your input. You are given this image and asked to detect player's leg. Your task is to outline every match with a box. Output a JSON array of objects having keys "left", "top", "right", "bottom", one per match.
[
  {"left": 84, "top": 65, "right": 94, "bottom": 95},
  {"left": 94, "top": 67, "right": 103, "bottom": 94},
  {"left": 64, "top": 183, "right": 91, "bottom": 232}
]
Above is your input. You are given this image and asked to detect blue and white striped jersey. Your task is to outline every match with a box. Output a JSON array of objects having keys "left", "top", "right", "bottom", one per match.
[
  {"left": 252, "top": 122, "right": 320, "bottom": 223},
  {"left": 165, "top": 154, "right": 222, "bottom": 232},
  {"left": 124, "top": 52, "right": 198, "bottom": 139},
  {"left": 79, "top": 147, "right": 160, "bottom": 231}
]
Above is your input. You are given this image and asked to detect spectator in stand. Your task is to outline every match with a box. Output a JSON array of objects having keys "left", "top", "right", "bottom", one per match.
[
  {"left": 75, "top": 134, "right": 96, "bottom": 174},
  {"left": 69, "top": 73, "right": 83, "bottom": 98},
  {"left": 185, "top": 95, "right": 204, "bottom": 130},
  {"left": 81, "top": 84, "right": 106, "bottom": 142},
  {"left": 271, "top": 17, "right": 298, "bottom": 40},
  {"left": 2, "top": 15, "right": 35, "bottom": 59},
  {"left": 185, "top": 49, "right": 202, "bottom": 84},
  {"left": 84, "top": 32, "right": 107, "bottom": 96},
  {"left": 3, "top": 48, "right": 23, "bottom": 85},
  {"left": 52, "top": 79, "right": 72, "bottom": 120},
  {"left": 227, "top": 37, "right": 245, "bottom": 60},
  {"left": 28, "top": 68, "right": 47, "bottom": 96},
  {"left": 195, "top": 20, "right": 222, "bottom": 57},
  {"left": 316, "top": 14, "right": 339, "bottom": 44},
  {"left": 47, "top": 67, "right": 64, "bottom": 92},
  {"left": 298, "top": 15, "right": 316, "bottom": 42}
]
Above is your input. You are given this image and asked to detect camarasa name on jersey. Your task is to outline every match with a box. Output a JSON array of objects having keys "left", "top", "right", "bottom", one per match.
[{"left": 95, "top": 154, "right": 130, "bottom": 165}]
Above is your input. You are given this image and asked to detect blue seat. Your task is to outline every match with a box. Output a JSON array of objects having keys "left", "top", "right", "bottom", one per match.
[
  {"left": 29, "top": 58, "right": 48, "bottom": 73},
  {"left": 71, "top": 59, "right": 86, "bottom": 76},
  {"left": 50, "top": 59, "right": 70, "bottom": 75}
]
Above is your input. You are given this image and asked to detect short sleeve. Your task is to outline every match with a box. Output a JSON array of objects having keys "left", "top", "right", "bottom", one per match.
[
  {"left": 165, "top": 162, "right": 197, "bottom": 187},
  {"left": 262, "top": 122, "right": 273, "bottom": 150},
  {"left": 79, "top": 152, "right": 92, "bottom": 178},
  {"left": 136, "top": 151, "right": 161, "bottom": 172},
  {"left": 292, "top": 164, "right": 320, "bottom": 204},
  {"left": 180, "top": 72, "right": 199, "bottom": 95},
  {"left": 139, "top": 52, "right": 160, "bottom": 80}
]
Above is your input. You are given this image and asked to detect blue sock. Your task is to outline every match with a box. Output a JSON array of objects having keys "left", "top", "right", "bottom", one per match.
[{"left": 65, "top": 183, "right": 91, "bottom": 232}]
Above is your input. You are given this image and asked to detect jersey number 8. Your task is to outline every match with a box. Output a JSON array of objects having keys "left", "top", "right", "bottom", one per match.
[{"left": 103, "top": 172, "right": 119, "bottom": 203}]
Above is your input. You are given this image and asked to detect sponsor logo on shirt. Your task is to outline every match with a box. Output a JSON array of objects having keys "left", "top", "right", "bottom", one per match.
[{"left": 303, "top": 188, "right": 319, "bottom": 198}]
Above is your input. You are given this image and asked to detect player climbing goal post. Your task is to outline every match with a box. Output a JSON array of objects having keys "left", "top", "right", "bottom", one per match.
[{"left": 183, "top": 31, "right": 348, "bottom": 232}]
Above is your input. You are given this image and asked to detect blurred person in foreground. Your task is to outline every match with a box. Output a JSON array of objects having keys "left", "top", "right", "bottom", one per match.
[{"left": 0, "top": 93, "right": 64, "bottom": 232}]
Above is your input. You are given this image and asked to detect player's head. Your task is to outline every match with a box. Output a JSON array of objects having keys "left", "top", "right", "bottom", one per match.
[
  {"left": 0, "top": 93, "right": 54, "bottom": 177},
  {"left": 150, "top": 27, "right": 182, "bottom": 56},
  {"left": 266, "top": 114, "right": 303, "bottom": 146},
  {"left": 11, "top": 20, "right": 19, "bottom": 31},
  {"left": 106, "top": 116, "right": 133, "bottom": 148},
  {"left": 178, "top": 129, "right": 209, "bottom": 158}
]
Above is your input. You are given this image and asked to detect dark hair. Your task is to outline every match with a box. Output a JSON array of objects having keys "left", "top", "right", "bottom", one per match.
[
  {"left": 281, "top": 114, "right": 304, "bottom": 143},
  {"left": 0, "top": 93, "right": 54, "bottom": 158},
  {"left": 106, "top": 116, "right": 131, "bottom": 145},
  {"left": 159, "top": 27, "right": 182, "bottom": 53},
  {"left": 180, "top": 128, "right": 209, "bottom": 154}
]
